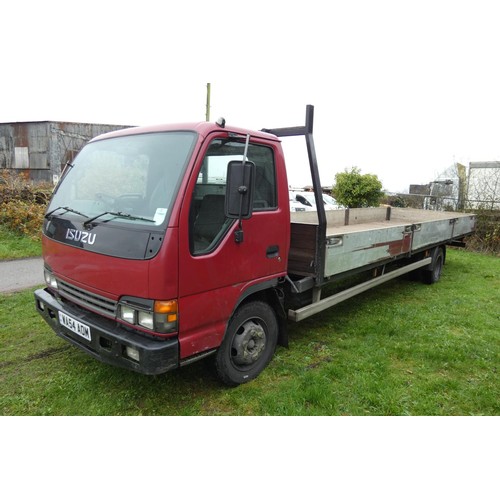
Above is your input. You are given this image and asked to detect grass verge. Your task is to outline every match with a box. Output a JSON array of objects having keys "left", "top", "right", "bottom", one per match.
[
  {"left": 0, "top": 249, "right": 498, "bottom": 415},
  {"left": 0, "top": 226, "right": 41, "bottom": 260}
]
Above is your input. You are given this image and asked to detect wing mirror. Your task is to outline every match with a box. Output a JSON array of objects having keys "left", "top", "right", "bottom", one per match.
[{"left": 225, "top": 160, "right": 255, "bottom": 243}]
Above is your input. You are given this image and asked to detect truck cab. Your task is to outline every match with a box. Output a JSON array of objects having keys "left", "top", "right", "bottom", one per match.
[{"left": 36, "top": 120, "right": 289, "bottom": 384}]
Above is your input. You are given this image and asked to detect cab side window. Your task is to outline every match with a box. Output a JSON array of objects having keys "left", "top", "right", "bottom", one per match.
[{"left": 189, "top": 138, "right": 276, "bottom": 255}]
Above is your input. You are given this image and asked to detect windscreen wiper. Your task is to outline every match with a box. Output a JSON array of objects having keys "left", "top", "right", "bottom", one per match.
[
  {"left": 45, "top": 206, "right": 89, "bottom": 220},
  {"left": 84, "top": 211, "right": 155, "bottom": 228}
]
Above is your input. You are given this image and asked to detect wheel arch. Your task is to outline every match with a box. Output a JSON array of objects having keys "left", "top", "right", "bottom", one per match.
[{"left": 228, "top": 279, "right": 288, "bottom": 348}]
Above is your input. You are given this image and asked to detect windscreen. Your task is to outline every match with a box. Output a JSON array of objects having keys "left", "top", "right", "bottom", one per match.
[{"left": 48, "top": 131, "right": 197, "bottom": 228}]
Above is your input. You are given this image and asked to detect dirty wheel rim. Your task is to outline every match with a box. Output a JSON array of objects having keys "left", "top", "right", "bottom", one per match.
[{"left": 231, "top": 319, "right": 267, "bottom": 367}]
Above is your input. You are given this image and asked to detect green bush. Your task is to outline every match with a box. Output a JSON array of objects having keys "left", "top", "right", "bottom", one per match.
[
  {"left": 332, "top": 167, "right": 384, "bottom": 208},
  {"left": 0, "top": 201, "right": 46, "bottom": 241}
]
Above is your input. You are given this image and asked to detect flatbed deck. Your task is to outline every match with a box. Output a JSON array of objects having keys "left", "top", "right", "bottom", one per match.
[{"left": 289, "top": 207, "right": 476, "bottom": 278}]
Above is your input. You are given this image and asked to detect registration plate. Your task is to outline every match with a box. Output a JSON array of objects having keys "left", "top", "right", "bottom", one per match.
[{"left": 58, "top": 311, "right": 91, "bottom": 341}]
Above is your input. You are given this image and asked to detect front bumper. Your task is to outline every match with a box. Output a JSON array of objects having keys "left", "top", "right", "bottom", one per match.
[{"left": 34, "top": 288, "right": 179, "bottom": 375}]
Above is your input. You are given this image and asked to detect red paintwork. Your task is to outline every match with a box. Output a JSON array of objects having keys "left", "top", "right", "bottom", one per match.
[
  {"left": 43, "top": 227, "right": 180, "bottom": 302},
  {"left": 43, "top": 122, "right": 290, "bottom": 360},
  {"left": 43, "top": 236, "right": 150, "bottom": 299},
  {"left": 176, "top": 130, "right": 290, "bottom": 359},
  {"left": 365, "top": 232, "right": 413, "bottom": 257},
  {"left": 177, "top": 212, "right": 289, "bottom": 358}
]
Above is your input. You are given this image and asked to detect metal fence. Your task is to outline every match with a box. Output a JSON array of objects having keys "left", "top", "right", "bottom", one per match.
[
  {"left": 466, "top": 162, "right": 500, "bottom": 210},
  {"left": 400, "top": 162, "right": 500, "bottom": 211}
]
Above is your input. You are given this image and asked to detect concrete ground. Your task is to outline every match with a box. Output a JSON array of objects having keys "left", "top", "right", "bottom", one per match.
[{"left": 0, "top": 257, "right": 45, "bottom": 293}]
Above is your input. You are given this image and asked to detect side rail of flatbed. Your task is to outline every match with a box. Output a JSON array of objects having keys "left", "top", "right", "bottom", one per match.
[
  {"left": 289, "top": 207, "right": 475, "bottom": 278},
  {"left": 287, "top": 207, "right": 476, "bottom": 321}
]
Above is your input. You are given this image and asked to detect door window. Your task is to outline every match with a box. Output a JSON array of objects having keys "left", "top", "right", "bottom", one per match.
[{"left": 189, "top": 138, "right": 276, "bottom": 254}]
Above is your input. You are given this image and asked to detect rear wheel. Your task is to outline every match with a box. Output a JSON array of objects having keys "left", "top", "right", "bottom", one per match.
[
  {"left": 215, "top": 301, "right": 278, "bottom": 387},
  {"left": 422, "top": 247, "right": 444, "bottom": 284}
]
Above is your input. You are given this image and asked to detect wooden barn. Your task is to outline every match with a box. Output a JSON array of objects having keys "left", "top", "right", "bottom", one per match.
[{"left": 0, "top": 121, "right": 131, "bottom": 183}]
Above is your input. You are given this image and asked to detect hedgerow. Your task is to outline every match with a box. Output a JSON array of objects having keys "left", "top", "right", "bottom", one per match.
[
  {"left": 466, "top": 210, "right": 500, "bottom": 255},
  {"left": 0, "top": 170, "right": 52, "bottom": 241}
]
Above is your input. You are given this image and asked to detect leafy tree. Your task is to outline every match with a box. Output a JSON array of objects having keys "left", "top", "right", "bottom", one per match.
[{"left": 332, "top": 167, "right": 384, "bottom": 208}]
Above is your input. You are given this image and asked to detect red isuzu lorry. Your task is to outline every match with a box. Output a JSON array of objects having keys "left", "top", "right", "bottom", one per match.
[{"left": 34, "top": 106, "right": 476, "bottom": 385}]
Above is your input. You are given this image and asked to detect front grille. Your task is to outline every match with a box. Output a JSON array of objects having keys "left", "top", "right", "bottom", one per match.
[{"left": 57, "top": 279, "right": 117, "bottom": 319}]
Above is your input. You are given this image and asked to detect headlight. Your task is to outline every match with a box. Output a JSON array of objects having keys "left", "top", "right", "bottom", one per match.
[
  {"left": 138, "top": 310, "right": 154, "bottom": 329},
  {"left": 118, "top": 298, "right": 178, "bottom": 334},
  {"left": 120, "top": 306, "right": 136, "bottom": 324},
  {"left": 44, "top": 269, "right": 58, "bottom": 289}
]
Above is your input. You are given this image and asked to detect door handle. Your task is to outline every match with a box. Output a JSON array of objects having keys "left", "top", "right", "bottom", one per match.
[{"left": 266, "top": 245, "right": 279, "bottom": 259}]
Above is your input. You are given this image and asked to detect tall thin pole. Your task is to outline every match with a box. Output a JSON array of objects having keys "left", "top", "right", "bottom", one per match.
[{"left": 205, "top": 83, "right": 211, "bottom": 121}]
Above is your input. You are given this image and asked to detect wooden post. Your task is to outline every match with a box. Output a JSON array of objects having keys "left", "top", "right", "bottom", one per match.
[{"left": 205, "top": 83, "right": 211, "bottom": 122}]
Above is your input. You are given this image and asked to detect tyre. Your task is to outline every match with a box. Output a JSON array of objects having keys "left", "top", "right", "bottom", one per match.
[
  {"left": 215, "top": 301, "right": 278, "bottom": 387},
  {"left": 422, "top": 247, "right": 444, "bottom": 284}
]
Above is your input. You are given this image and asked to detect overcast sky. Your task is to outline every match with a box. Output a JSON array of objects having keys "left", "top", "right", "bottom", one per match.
[{"left": 2, "top": 0, "right": 500, "bottom": 192}]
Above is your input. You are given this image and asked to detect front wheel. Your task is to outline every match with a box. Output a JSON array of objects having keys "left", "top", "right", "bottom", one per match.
[{"left": 215, "top": 301, "right": 278, "bottom": 387}]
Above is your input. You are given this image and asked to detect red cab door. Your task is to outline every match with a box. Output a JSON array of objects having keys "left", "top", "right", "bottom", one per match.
[{"left": 177, "top": 132, "right": 289, "bottom": 359}]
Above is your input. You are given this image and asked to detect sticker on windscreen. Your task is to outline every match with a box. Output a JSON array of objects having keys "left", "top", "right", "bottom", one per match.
[{"left": 154, "top": 208, "right": 168, "bottom": 225}]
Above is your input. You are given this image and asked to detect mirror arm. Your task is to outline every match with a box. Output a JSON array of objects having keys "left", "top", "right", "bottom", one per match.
[
  {"left": 234, "top": 185, "right": 247, "bottom": 243},
  {"left": 234, "top": 134, "right": 251, "bottom": 243}
]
